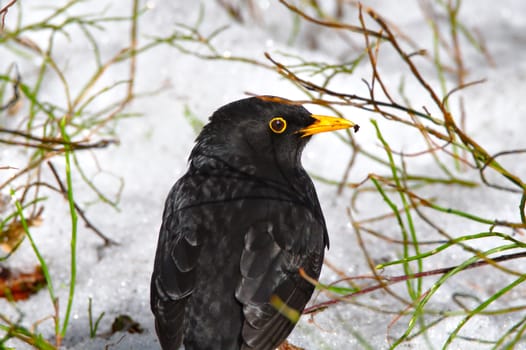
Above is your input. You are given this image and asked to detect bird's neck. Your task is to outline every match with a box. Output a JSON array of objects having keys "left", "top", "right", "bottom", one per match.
[
  {"left": 190, "top": 148, "right": 304, "bottom": 181},
  {"left": 190, "top": 132, "right": 304, "bottom": 176}
]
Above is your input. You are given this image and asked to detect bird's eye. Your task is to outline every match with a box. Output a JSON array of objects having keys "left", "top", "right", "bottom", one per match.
[{"left": 269, "top": 117, "right": 287, "bottom": 134}]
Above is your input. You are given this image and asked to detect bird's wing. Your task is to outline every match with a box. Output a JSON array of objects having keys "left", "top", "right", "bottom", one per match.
[
  {"left": 235, "top": 202, "right": 325, "bottom": 350},
  {"left": 150, "top": 179, "right": 201, "bottom": 350}
]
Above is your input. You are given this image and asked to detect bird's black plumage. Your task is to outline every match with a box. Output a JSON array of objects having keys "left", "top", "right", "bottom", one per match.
[{"left": 151, "top": 96, "right": 357, "bottom": 350}]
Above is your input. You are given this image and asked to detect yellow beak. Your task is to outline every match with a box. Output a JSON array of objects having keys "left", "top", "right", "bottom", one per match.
[{"left": 299, "top": 114, "right": 359, "bottom": 137}]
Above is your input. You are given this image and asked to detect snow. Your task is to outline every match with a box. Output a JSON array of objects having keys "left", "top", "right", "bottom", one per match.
[{"left": 1, "top": 0, "right": 525, "bottom": 349}]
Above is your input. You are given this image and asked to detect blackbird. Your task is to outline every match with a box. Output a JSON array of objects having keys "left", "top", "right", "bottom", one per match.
[{"left": 151, "top": 96, "right": 358, "bottom": 350}]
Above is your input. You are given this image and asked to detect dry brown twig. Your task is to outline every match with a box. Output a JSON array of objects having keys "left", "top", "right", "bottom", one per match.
[
  {"left": 47, "top": 162, "right": 117, "bottom": 246},
  {"left": 303, "top": 250, "right": 526, "bottom": 315},
  {"left": 0, "top": 0, "right": 17, "bottom": 31},
  {"left": 278, "top": 0, "right": 388, "bottom": 40}
]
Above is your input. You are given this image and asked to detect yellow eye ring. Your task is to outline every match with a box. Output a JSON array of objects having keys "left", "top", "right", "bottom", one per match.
[{"left": 269, "top": 117, "right": 287, "bottom": 134}]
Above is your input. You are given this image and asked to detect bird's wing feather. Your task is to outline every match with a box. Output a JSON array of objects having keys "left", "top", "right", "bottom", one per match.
[
  {"left": 151, "top": 178, "right": 201, "bottom": 350},
  {"left": 235, "top": 201, "right": 325, "bottom": 350}
]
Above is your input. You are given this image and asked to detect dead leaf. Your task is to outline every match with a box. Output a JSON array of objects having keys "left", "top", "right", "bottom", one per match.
[
  {"left": 0, "top": 265, "right": 46, "bottom": 301},
  {"left": 7, "top": 96, "right": 23, "bottom": 116},
  {"left": 1, "top": 210, "right": 43, "bottom": 253},
  {"left": 111, "top": 315, "right": 143, "bottom": 334},
  {"left": 278, "top": 340, "right": 305, "bottom": 350}
]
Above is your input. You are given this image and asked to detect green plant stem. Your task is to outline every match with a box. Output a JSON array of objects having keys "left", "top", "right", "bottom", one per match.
[
  {"left": 88, "top": 298, "right": 105, "bottom": 338},
  {"left": 59, "top": 117, "right": 78, "bottom": 338},
  {"left": 372, "top": 119, "right": 423, "bottom": 300},
  {"left": 444, "top": 274, "right": 526, "bottom": 348},
  {"left": 10, "top": 190, "right": 58, "bottom": 333},
  {"left": 377, "top": 232, "right": 526, "bottom": 269},
  {"left": 390, "top": 244, "right": 520, "bottom": 349},
  {"left": 0, "top": 322, "right": 56, "bottom": 350}
]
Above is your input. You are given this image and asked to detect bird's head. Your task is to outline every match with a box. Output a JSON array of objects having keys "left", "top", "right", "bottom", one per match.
[{"left": 190, "top": 96, "right": 359, "bottom": 174}]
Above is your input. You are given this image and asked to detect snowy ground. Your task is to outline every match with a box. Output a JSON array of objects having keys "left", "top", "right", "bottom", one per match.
[{"left": 1, "top": 0, "right": 525, "bottom": 349}]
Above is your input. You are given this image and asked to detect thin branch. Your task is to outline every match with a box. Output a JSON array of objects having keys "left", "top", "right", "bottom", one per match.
[
  {"left": 47, "top": 161, "right": 117, "bottom": 246},
  {"left": 278, "top": 0, "right": 388, "bottom": 40},
  {"left": 0, "top": 65, "right": 21, "bottom": 112},
  {"left": 0, "top": 0, "right": 17, "bottom": 30},
  {"left": 304, "top": 251, "right": 526, "bottom": 314}
]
